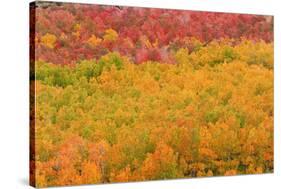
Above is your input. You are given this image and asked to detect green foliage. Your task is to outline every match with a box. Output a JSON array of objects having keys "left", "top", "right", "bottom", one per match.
[
  {"left": 98, "top": 52, "right": 124, "bottom": 71},
  {"left": 205, "top": 110, "right": 220, "bottom": 124}
]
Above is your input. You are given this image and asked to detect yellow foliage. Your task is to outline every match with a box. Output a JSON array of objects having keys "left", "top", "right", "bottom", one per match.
[
  {"left": 103, "top": 28, "right": 118, "bottom": 42},
  {"left": 41, "top": 33, "right": 57, "bottom": 49},
  {"left": 33, "top": 39, "right": 273, "bottom": 186},
  {"left": 87, "top": 34, "right": 102, "bottom": 47},
  {"left": 140, "top": 143, "right": 180, "bottom": 180},
  {"left": 72, "top": 23, "right": 81, "bottom": 39},
  {"left": 234, "top": 40, "right": 273, "bottom": 69},
  {"left": 224, "top": 169, "right": 237, "bottom": 176},
  {"left": 177, "top": 39, "right": 273, "bottom": 69},
  {"left": 175, "top": 48, "right": 191, "bottom": 67},
  {"left": 73, "top": 23, "right": 81, "bottom": 31},
  {"left": 140, "top": 35, "right": 158, "bottom": 48},
  {"left": 81, "top": 162, "right": 102, "bottom": 183},
  {"left": 110, "top": 166, "right": 131, "bottom": 182}
]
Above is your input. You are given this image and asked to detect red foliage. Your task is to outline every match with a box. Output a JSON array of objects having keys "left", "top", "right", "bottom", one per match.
[{"left": 34, "top": 3, "right": 273, "bottom": 65}]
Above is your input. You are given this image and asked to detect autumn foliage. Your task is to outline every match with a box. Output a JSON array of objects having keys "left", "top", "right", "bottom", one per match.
[
  {"left": 30, "top": 2, "right": 273, "bottom": 188},
  {"left": 34, "top": 3, "right": 273, "bottom": 65}
]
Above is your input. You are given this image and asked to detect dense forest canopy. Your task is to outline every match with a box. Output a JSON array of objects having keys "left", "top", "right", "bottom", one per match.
[{"left": 30, "top": 2, "right": 273, "bottom": 187}]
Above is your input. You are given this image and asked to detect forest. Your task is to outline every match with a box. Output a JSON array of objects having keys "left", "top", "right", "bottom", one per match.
[{"left": 30, "top": 2, "right": 273, "bottom": 187}]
